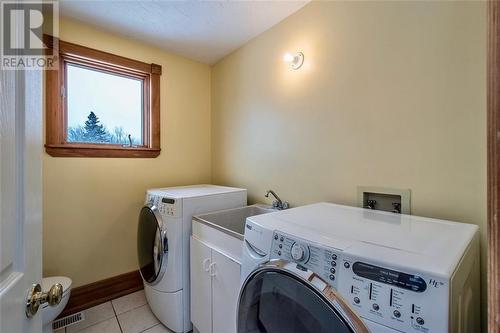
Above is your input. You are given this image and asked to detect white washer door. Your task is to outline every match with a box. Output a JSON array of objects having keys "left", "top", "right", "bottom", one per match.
[
  {"left": 238, "top": 260, "right": 370, "bottom": 333},
  {"left": 137, "top": 204, "right": 168, "bottom": 285}
]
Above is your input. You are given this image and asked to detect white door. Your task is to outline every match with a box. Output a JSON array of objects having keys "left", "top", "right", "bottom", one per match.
[
  {"left": 190, "top": 237, "right": 212, "bottom": 333},
  {"left": 0, "top": 66, "right": 43, "bottom": 331},
  {"left": 211, "top": 250, "right": 241, "bottom": 333}
]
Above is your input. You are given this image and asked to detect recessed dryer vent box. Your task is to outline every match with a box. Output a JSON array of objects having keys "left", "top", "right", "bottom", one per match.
[{"left": 357, "top": 186, "right": 411, "bottom": 214}]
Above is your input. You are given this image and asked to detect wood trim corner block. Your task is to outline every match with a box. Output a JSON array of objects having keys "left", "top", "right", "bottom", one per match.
[{"left": 151, "top": 63, "right": 162, "bottom": 75}]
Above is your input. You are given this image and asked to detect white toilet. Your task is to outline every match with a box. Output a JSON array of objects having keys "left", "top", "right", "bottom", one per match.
[{"left": 41, "top": 276, "right": 72, "bottom": 333}]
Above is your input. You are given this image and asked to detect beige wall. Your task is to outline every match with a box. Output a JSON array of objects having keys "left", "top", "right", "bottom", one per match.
[
  {"left": 43, "top": 18, "right": 212, "bottom": 287},
  {"left": 211, "top": 0, "right": 487, "bottom": 327}
]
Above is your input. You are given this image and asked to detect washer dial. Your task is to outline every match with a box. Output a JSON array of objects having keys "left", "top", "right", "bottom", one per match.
[{"left": 291, "top": 243, "right": 309, "bottom": 262}]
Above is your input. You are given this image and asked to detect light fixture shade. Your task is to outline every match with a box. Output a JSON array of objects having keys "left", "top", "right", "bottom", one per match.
[
  {"left": 284, "top": 52, "right": 304, "bottom": 70},
  {"left": 283, "top": 53, "right": 295, "bottom": 63},
  {"left": 292, "top": 52, "right": 304, "bottom": 69}
]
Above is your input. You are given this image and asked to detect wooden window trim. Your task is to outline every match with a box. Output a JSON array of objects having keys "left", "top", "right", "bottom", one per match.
[{"left": 44, "top": 35, "right": 161, "bottom": 158}]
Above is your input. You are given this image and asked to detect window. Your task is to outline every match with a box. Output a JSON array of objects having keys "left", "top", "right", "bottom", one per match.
[
  {"left": 44, "top": 36, "right": 161, "bottom": 157},
  {"left": 66, "top": 64, "right": 144, "bottom": 145}
]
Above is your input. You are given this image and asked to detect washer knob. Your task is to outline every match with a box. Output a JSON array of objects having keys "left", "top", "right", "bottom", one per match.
[{"left": 291, "top": 243, "right": 306, "bottom": 261}]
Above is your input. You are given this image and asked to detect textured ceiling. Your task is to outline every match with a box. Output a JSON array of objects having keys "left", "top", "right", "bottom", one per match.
[{"left": 60, "top": 1, "right": 310, "bottom": 64}]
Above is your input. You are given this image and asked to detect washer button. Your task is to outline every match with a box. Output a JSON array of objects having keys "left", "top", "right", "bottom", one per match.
[
  {"left": 331, "top": 254, "right": 337, "bottom": 260},
  {"left": 416, "top": 317, "right": 424, "bottom": 325},
  {"left": 280, "top": 236, "right": 284, "bottom": 242},
  {"left": 274, "top": 234, "right": 278, "bottom": 240},
  {"left": 278, "top": 244, "right": 283, "bottom": 249},
  {"left": 330, "top": 268, "right": 336, "bottom": 274},
  {"left": 331, "top": 261, "right": 336, "bottom": 267},
  {"left": 393, "top": 310, "right": 401, "bottom": 318},
  {"left": 353, "top": 297, "right": 360, "bottom": 304},
  {"left": 329, "top": 274, "right": 335, "bottom": 281},
  {"left": 372, "top": 303, "right": 379, "bottom": 311},
  {"left": 344, "top": 262, "right": 350, "bottom": 269},
  {"left": 278, "top": 251, "right": 282, "bottom": 256}
]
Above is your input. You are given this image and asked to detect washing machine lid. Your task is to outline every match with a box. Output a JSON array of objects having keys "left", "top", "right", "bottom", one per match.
[
  {"left": 238, "top": 260, "right": 369, "bottom": 333},
  {"left": 148, "top": 184, "right": 246, "bottom": 199},
  {"left": 137, "top": 204, "right": 168, "bottom": 285},
  {"left": 246, "top": 203, "right": 477, "bottom": 274}
]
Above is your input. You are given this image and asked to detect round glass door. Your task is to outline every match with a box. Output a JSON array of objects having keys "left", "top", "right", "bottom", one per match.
[
  {"left": 238, "top": 263, "right": 367, "bottom": 333},
  {"left": 137, "top": 204, "right": 168, "bottom": 284}
]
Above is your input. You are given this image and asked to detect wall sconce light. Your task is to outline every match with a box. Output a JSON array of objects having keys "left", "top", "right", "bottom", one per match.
[{"left": 283, "top": 52, "right": 304, "bottom": 70}]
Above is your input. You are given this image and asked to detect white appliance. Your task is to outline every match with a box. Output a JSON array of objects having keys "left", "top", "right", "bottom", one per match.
[
  {"left": 137, "top": 185, "right": 247, "bottom": 333},
  {"left": 239, "top": 203, "right": 480, "bottom": 333}
]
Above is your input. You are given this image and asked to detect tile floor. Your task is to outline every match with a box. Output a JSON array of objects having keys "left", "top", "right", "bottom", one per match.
[{"left": 55, "top": 290, "right": 174, "bottom": 333}]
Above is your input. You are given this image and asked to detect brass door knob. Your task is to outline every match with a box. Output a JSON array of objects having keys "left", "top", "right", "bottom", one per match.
[
  {"left": 46, "top": 283, "right": 63, "bottom": 306},
  {"left": 25, "top": 283, "right": 63, "bottom": 318}
]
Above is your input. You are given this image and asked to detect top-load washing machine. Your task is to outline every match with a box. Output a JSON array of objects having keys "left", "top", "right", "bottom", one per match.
[
  {"left": 239, "top": 203, "right": 480, "bottom": 333},
  {"left": 137, "top": 185, "right": 247, "bottom": 333}
]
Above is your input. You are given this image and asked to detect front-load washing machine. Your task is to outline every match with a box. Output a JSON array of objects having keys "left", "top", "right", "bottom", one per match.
[
  {"left": 239, "top": 203, "right": 480, "bottom": 333},
  {"left": 137, "top": 185, "right": 247, "bottom": 333}
]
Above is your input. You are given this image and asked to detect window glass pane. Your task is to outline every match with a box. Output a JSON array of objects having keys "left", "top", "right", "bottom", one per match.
[{"left": 66, "top": 63, "right": 143, "bottom": 145}]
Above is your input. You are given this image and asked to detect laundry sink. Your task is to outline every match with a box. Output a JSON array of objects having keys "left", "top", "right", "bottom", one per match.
[{"left": 193, "top": 204, "right": 276, "bottom": 240}]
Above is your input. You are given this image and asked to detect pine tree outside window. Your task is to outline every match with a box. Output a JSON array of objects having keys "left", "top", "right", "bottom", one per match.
[
  {"left": 44, "top": 36, "right": 161, "bottom": 158},
  {"left": 68, "top": 111, "right": 112, "bottom": 144}
]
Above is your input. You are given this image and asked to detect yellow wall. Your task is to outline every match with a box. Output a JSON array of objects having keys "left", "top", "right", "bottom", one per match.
[
  {"left": 211, "top": 0, "right": 487, "bottom": 327},
  {"left": 43, "top": 18, "right": 212, "bottom": 287}
]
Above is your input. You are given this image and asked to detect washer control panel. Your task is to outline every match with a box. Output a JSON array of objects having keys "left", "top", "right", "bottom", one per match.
[
  {"left": 268, "top": 230, "right": 449, "bottom": 333},
  {"left": 145, "top": 194, "right": 181, "bottom": 218},
  {"left": 270, "top": 231, "right": 342, "bottom": 288},
  {"left": 146, "top": 194, "right": 161, "bottom": 208},
  {"left": 339, "top": 255, "right": 449, "bottom": 333}
]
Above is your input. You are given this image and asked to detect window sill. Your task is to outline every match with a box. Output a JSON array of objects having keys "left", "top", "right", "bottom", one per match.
[{"left": 45, "top": 144, "right": 161, "bottom": 158}]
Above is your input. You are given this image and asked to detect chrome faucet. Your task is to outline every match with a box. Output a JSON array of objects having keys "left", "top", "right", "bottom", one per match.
[{"left": 265, "top": 190, "right": 289, "bottom": 210}]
